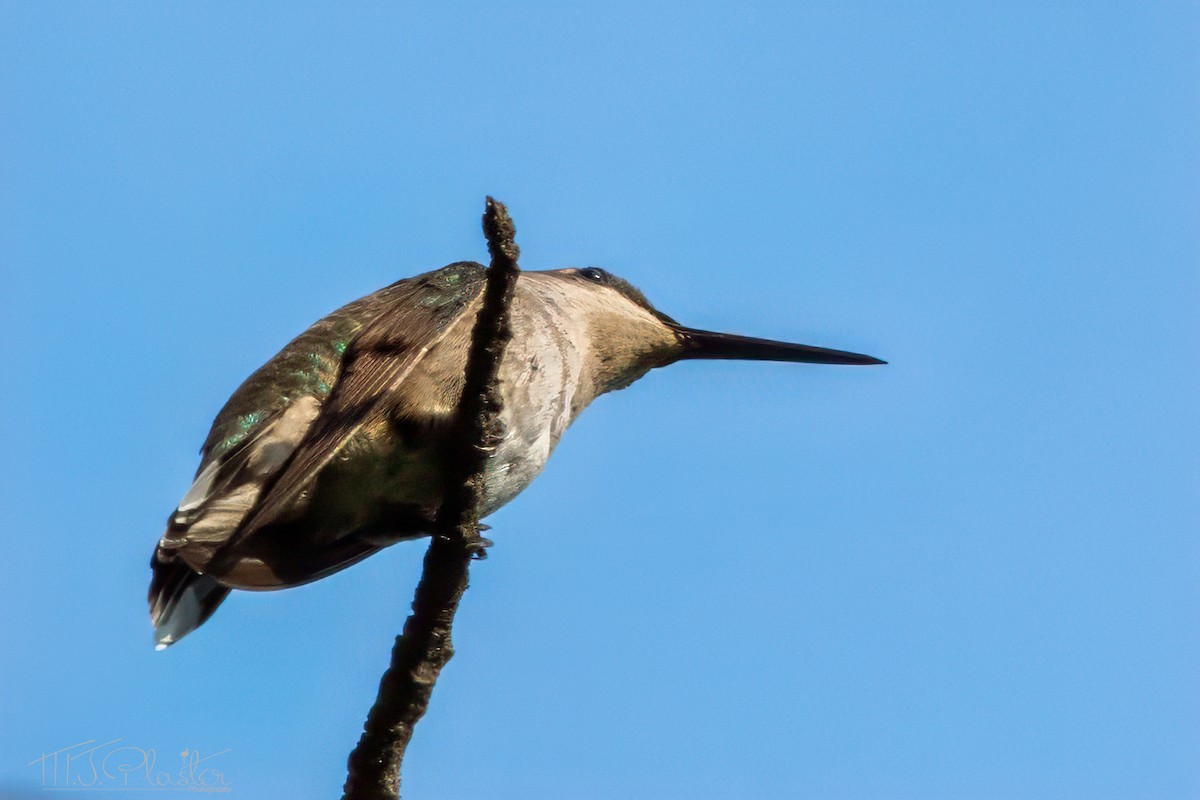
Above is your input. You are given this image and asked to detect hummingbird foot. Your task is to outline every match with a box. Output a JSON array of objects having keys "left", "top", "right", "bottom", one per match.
[
  {"left": 431, "top": 529, "right": 492, "bottom": 557},
  {"left": 466, "top": 533, "right": 493, "bottom": 560}
]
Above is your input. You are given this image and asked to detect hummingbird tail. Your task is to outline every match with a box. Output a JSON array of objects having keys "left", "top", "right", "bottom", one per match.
[{"left": 149, "top": 552, "right": 230, "bottom": 650}]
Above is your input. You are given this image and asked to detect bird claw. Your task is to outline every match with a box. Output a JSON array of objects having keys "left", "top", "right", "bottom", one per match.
[{"left": 466, "top": 533, "right": 493, "bottom": 560}]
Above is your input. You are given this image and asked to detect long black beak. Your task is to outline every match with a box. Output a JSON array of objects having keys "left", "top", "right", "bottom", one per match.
[{"left": 674, "top": 326, "right": 885, "bottom": 366}]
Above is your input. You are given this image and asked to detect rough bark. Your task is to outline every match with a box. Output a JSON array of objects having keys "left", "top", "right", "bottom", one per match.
[{"left": 342, "top": 197, "right": 521, "bottom": 800}]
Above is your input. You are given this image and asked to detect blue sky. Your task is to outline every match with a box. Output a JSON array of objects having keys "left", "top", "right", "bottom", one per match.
[{"left": 1, "top": 3, "right": 1197, "bottom": 798}]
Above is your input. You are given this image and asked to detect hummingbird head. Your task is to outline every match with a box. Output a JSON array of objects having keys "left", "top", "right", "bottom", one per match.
[{"left": 534, "top": 267, "right": 884, "bottom": 400}]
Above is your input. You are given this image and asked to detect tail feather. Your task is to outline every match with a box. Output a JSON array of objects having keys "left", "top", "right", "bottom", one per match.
[{"left": 149, "top": 551, "right": 231, "bottom": 649}]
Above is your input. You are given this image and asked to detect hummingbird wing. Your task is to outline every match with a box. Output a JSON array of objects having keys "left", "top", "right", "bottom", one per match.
[
  {"left": 177, "top": 262, "right": 487, "bottom": 588},
  {"left": 150, "top": 287, "right": 382, "bottom": 646},
  {"left": 150, "top": 262, "right": 484, "bottom": 645}
]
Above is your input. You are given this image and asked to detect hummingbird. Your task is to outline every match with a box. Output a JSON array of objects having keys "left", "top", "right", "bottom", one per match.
[{"left": 149, "top": 262, "right": 883, "bottom": 648}]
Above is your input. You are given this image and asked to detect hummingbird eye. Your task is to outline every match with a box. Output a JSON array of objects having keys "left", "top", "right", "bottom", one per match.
[{"left": 577, "top": 267, "right": 608, "bottom": 283}]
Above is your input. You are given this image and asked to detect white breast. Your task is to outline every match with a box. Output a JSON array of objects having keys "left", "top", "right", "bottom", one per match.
[{"left": 480, "top": 275, "right": 592, "bottom": 515}]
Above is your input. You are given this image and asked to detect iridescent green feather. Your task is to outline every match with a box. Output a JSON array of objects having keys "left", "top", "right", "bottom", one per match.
[{"left": 196, "top": 262, "right": 484, "bottom": 469}]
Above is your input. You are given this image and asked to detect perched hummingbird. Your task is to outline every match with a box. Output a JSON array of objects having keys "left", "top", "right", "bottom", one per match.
[{"left": 149, "top": 262, "right": 883, "bottom": 648}]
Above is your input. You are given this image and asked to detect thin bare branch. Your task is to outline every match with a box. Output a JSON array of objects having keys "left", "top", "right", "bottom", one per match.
[{"left": 342, "top": 198, "right": 521, "bottom": 800}]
